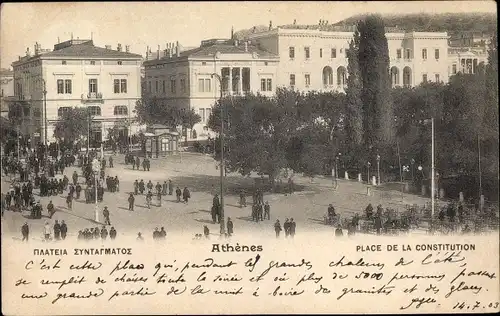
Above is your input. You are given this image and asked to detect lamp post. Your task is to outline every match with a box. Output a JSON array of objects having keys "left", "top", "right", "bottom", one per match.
[
  {"left": 92, "top": 158, "right": 100, "bottom": 222},
  {"left": 410, "top": 158, "right": 415, "bottom": 182},
  {"left": 367, "top": 161, "right": 371, "bottom": 185},
  {"left": 376, "top": 154, "right": 381, "bottom": 186},
  {"left": 211, "top": 72, "right": 226, "bottom": 235}
]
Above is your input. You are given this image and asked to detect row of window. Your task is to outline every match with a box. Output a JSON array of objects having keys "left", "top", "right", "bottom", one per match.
[
  {"left": 422, "top": 73, "right": 441, "bottom": 83},
  {"left": 289, "top": 47, "right": 346, "bottom": 59},
  {"left": 57, "top": 79, "right": 128, "bottom": 94},
  {"left": 288, "top": 47, "right": 441, "bottom": 60},
  {"left": 57, "top": 105, "right": 128, "bottom": 117},
  {"left": 148, "top": 78, "right": 187, "bottom": 94},
  {"left": 60, "top": 60, "right": 124, "bottom": 65}
]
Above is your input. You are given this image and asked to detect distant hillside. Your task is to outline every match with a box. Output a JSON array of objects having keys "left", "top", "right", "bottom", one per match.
[{"left": 333, "top": 13, "right": 497, "bottom": 34}]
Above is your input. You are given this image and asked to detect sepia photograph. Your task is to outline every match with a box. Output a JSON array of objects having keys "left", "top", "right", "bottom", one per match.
[{"left": 1, "top": 1, "right": 498, "bottom": 315}]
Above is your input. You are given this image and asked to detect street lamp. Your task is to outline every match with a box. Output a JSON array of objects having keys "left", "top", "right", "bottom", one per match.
[
  {"left": 92, "top": 158, "right": 100, "bottom": 222},
  {"left": 376, "top": 154, "right": 381, "bottom": 186},
  {"left": 211, "top": 72, "right": 226, "bottom": 235},
  {"left": 367, "top": 161, "right": 371, "bottom": 185}
]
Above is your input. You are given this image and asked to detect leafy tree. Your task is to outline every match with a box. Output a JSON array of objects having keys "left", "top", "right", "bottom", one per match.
[
  {"left": 345, "top": 28, "right": 363, "bottom": 146},
  {"left": 357, "top": 15, "right": 394, "bottom": 148},
  {"left": 53, "top": 107, "right": 90, "bottom": 149},
  {"left": 135, "top": 97, "right": 201, "bottom": 143}
]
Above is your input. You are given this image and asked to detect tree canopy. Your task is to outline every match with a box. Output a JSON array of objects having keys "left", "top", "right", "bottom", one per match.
[{"left": 53, "top": 107, "right": 90, "bottom": 147}]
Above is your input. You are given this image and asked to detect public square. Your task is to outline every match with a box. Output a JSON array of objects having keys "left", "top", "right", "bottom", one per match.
[{"left": 1, "top": 151, "right": 432, "bottom": 242}]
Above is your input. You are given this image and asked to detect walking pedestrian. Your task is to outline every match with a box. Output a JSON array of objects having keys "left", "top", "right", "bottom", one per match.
[
  {"left": 100, "top": 226, "right": 108, "bottom": 240},
  {"left": 60, "top": 220, "right": 68, "bottom": 240},
  {"left": 274, "top": 219, "right": 282, "bottom": 238},
  {"left": 175, "top": 187, "right": 182, "bottom": 202},
  {"left": 53, "top": 220, "right": 61, "bottom": 241},
  {"left": 227, "top": 217, "right": 234, "bottom": 236},
  {"left": 44, "top": 221, "right": 51, "bottom": 241},
  {"left": 289, "top": 218, "right": 296, "bottom": 238},
  {"left": 264, "top": 201, "right": 270, "bottom": 220},
  {"left": 284, "top": 218, "right": 290, "bottom": 238},
  {"left": 109, "top": 227, "right": 117, "bottom": 240},
  {"left": 66, "top": 192, "right": 73, "bottom": 210},
  {"left": 183, "top": 187, "right": 190, "bottom": 203},
  {"left": 47, "top": 200, "right": 55, "bottom": 219},
  {"left": 21, "top": 222, "right": 29, "bottom": 242},
  {"left": 103, "top": 206, "right": 111, "bottom": 225},
  {"left": 128, "top": 193, "right": 135, "bottom": 211}
]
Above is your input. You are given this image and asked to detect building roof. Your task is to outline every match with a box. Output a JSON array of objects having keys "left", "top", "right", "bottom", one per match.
[
  {"left": 144, "top": 40, "right": 278, "bottom": 66},
  {"left": 0, "top": 68, "right": 13, "bottom": 76},
  {"left": 41, "top": 41, "right": 142, "bottom": 59}
]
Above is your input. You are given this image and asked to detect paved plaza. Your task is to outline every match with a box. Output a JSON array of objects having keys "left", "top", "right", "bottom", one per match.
[{"left": 1, "top": 152, "right": 430, "bottom": 241}]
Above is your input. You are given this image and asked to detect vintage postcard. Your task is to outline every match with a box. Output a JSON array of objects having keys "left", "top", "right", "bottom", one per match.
[{"left": 1, "top": 1, "right": 498, "bottom": 315}]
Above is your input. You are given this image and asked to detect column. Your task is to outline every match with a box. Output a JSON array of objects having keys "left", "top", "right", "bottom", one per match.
[
  {"left": 473, "top": 59, "right": 478, "bottom": 74},
  {"left": 238, "top": 67, "right": 243, "bottom": 95},
  {"left": 228, "top": 67, "right": 233, "bottom": 95}
]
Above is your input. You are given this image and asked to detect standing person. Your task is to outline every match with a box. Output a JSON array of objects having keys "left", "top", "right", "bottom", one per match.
[
  {"left": 153, "top": 227, "right": 160, "bottom": 240},
  {"left": 72, "top": 171, "right": 79, "bottom": 186},
  {"left": 60, "top": 220, "right": 68, "bottom": 240},
  {"left": 139, "top": 179, "right": 145, "bottom": 195},
  {"left": 155, "top": 182, "right": 162, "bottom": 195},
  {"left": 100, "top": 226, "right": 108, "bottom": 240},
  {"left": 147, "top": 180, "right": 153, "bottom": 192},
  {"left": 136, "top": 232, "right": 144, "bottom": 241},
  {"left": 114, "top": 176, "right": 120, "bottom": 192},
  {"left": 103, "top": 206, "right": 111, "bottom": 225},
  {"left": 258, "top": 203, "right": 264, "bottom": 221},
  {"left": 284, "top": 218, "right": 290, "bottom": 238},
  {"left": 156, "top": 189, "right": 162, "bottom": 207},
  {"left": 142, "top": 159, "right": 147, "bottom": 171},
  {"left": 134, "top": 180, "right": 139, "bottom": 195},
  {"left": 239, "top": 191, "right": 246, "bottom": 208},
  {"left": 288, "top": 177, "right": 294, "bottom": 195},
  {"left": 109, "top": 227, "right": 117, "bottom": 240},
  {"left": 44, "top": 221, "right": 51, "bottom": 241},
  {"left": 168, "top": 180, "right": 173, "bottom": 195},
  {"left": 175, "top": 187, "right": 182, "bottom": 203},
  {"left": 53, "top": 220, "right": 61, "bottom": 241},
  {"left": 128, "top": 193, "right": 135, "bottom": 211},
  {"left": 264, "top": 201, "right": 271, "bottom": 220},
  {"left": 183, "top": 187, "right": 191, "bottom": 203},
  {"left": 135, "top": 157, "right": 141, "bottom": 171},
  {"left": 75, "top": 183, "right": 82, "bottom": 200},
  {"left": 146, "top": 190, "right": 153, "bottom": 209},
  {"left": 160, "top": 227, "right": 166, "bottom": 239},
  {"left": 21, "top": 222, "right": 29, "bottom": 242},
  {"left": 227, "top": 217, "right": 234, "bottom": 237},
  {"left": 274, "top": 219, "right": 282, "bottom": 238},
  {"left": 289, "top": 218, "right": 296, "bottom": 238},
  {"left": 47, "top": 200, "right": 55, "bottom": 219},
  {"left": 66, "top": 192, "right": 73, "bottom": 210},
  {"left": 108, "top": 156, "right": 113, "bottom": 168},
  {"left": 146, "top": 157, "right": 150, "bottom": 171}
]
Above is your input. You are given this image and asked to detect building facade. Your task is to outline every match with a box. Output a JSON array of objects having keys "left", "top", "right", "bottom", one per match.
[
  {"left": 11, "top": 39, "right": 142, "bottom": 145},
  {"left": 247, "top": 25, "right": 450, "bottom": 91},
  {"left": 1, "top": 68, "right": 14, "bottom": 118},
  {"left": 143, "top": 39, "right": 279, "bottom": 141}
]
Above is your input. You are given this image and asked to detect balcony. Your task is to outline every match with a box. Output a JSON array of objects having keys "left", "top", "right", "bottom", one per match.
[{"left": 81, "top": 92, "right": 104, "bottom": 104}]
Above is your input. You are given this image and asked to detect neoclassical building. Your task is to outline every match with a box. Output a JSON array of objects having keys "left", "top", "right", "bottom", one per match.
[
  {"left": 143, "top": 39, "right": 279, "bottom": 141},
  {"left": 11, "top": 39, "right": 142, "bottom": 145},
  {"left": 247, "top": 24, "right": 450, "bottom": 91}
]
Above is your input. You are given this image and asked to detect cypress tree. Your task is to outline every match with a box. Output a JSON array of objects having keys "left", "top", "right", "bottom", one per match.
[
  {"left": 357, "top": 15, "right": 394, "bottom": 148},
  {"left": 345, "top": 29, "right": 363, "bottom": 145}
]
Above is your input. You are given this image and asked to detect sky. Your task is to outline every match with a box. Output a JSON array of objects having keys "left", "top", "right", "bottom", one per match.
[{"left": 0, "top": 1, "right": 496, "bottom": 69}]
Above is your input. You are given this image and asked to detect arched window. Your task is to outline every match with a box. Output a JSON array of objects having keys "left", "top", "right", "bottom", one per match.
[
  {"left": 322, "top": 66, "right": 333, "bottom": 86},
  {"left": 57, "top": 107, "right": 71, "bottom": 117},
  {"left": 114, "top": 105, "right": 128, "bottom": 116},
  {"left": 336, "top": 66, "right": 347, "bottom": 87},
  {"left": 403, "top": 67, "right": 412, "bottom": 87},
  {"left": 391, "top": 67, "right": 400, "bottom": 87},
  {"left": 88, "top": 106, "right": 101, "bottom": 116}
]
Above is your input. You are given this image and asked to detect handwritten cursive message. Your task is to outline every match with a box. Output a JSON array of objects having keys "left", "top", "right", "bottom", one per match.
[{"left": 3, "top": 235, "right": 499, "bottom": 315}]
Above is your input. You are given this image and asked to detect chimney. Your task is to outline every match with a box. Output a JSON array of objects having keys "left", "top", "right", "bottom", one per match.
[
  {"left": 117, "top": 43, "right": 122, "bottom": 52},
  {"left": 176, "top": 41, "right": 180, "bottom": 57},
  {"left": 293, "top": 19, "right": 297, "bottom": 25},
  {"left": 157, "top": 45, "right": 160, "bottom": 59},
  {"left": 34, "top": 42, "right": 40, "bottom": 55},
  {"left": 269, "top": 20, "right": 272, "bottom": 30},
  {"left": 26, "top": 47, "right": 31, "bottom": 57},
  {"left": 244, "top": 41, "right": 248, "bottom": 52},
  {"left": 125, "top": 45, "right": 130, "bottom": 53},
  {"left": 169, "top": 43, "right": 173, "bottom": 58},
  {"left": 105, "top": 45, "right": 112, "bottom": 50}
]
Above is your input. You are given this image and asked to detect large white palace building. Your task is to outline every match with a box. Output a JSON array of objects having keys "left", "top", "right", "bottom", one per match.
[{"left": 143, "top": 23, "right": 488, "bottom": 142}]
